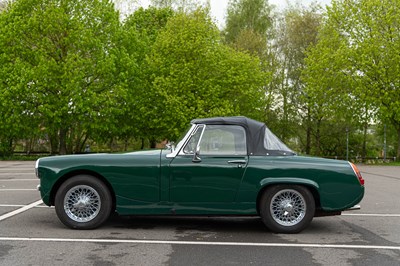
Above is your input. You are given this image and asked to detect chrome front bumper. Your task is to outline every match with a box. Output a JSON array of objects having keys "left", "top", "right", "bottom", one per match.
[{"left": 345, "top": 204, "right": 361, "bottom": 211}]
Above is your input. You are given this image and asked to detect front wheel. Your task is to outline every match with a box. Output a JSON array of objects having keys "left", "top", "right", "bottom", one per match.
[
  {"left": 55, "top": 175, "right": 112, "bottom": 229},
  {"left": 260, "top": 185, "right": 315, "bottom": 234}
]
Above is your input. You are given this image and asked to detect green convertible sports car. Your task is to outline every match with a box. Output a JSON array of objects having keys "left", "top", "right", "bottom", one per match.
[{"left": 36, "top": 116, "right": 365, "bottom": 233}]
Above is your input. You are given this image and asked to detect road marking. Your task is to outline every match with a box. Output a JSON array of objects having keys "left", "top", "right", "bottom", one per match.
[
  {"left": 0, "top": 203, "right": 397, "bottom": 217},
  {"left": 0, "top": 173, "right": 34, "bottom": 176},
  {"left": 0, "top": 179, "right": 38, "bottom": 181},
  {"left": 0, "top": 189, "right": 37, "bottom": 191},
  {"left": 0, "top": 204, "right": 49, "bottom": 208},
  {"left": 0, "top": 237, "right": 399, "bottom": 250},
  {"left": 0, "top": 200, "right": 43, "bottom": 221},
  {"left": 361, "top": 171, "right": 400, "bottom": 180},
  {"left": 342, "top": 213, "right": 400, "bottom": 217},
  {"left": 0, "top": 201, "right": 396, "bottom": 217}
]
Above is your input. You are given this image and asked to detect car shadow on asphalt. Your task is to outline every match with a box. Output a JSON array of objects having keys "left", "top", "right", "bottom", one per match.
[
  {"left": 106, "top": 213, "right": 268, "bottom": 233},
  {"left": 102, "top": 213, "right": 341, "bottom": 237}
]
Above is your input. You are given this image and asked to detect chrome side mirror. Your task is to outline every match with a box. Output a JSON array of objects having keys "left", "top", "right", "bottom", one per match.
[
  {"left": 192, "top": 145, "right": 201, "bottom": 163},
  {"left": 166, "top": 141, "right": 175, "bottom": 152}
]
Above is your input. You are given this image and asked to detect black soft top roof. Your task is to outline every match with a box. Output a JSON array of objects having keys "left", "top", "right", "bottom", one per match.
[
  {"left": 191, "top": 116, "right": 265, "bottom": 131},
  {"left": 191, "top": 116, "right": 268, "bottom": 155}
]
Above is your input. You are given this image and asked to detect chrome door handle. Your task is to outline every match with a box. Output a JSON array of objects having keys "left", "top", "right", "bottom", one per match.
[
  {"left": 228, "top": 160, "right": 247, "bottom": 164},
  {"left": 227, "top": 160, "right": 247, "bottom": 168}
]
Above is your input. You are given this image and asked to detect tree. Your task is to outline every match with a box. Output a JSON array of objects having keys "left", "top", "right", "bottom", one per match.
[
  {"left": 224, "top": 0, "right": 272, "bottom": 50},
  {"left": 302, "top": 6, "right": 369, "bottom": 157},
  {"left": 150, "top": 0, "right": 203, "bottom": 13},
  {"left": 223, "top": 0, "right": 278, "bottom": 144},
  {"left": 0, "top": 1, "right": 8, "bottom": 11},
  {"left": 0, "top": 0, "right": 38, "bottom": 156},
  {"left": 146, "top": 8, "right": 266, "bottom": 140},
  {"left": 0, "top": 0, "right": 126, "bottom": 154},
  {"left": 272, "top": 4, "right": 323, "bottom": 148},
  {"left": 303, "top": 0, "right": 400, "bottom": 159},
  {"left": 119, "top": 6, "right": 174, "bottom": 147}
]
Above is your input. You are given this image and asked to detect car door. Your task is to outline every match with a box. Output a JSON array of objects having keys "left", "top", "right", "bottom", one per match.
[{"left": 169, "top": 124, "right": 248, "bottom": 203}]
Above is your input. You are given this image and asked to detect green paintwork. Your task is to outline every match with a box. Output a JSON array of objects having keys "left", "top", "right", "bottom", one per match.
[{"left": 37, "top": 149, "right": 364, "bottom": 216}]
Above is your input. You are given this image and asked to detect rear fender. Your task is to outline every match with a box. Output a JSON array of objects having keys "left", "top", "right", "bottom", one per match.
[
  {"left": 259, "top": 177, "right": 320, "bottom": 190},
  {"left": 256, "top": 177, "right": 320, "bottom": 214}
]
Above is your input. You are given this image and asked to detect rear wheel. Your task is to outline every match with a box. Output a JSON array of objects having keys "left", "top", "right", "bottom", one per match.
[
  {"left": 260, "top": 185, "right": 315, "bottom": 233},
  {"left": 55, "top": 175, "right": 112, "bottom": 229}
]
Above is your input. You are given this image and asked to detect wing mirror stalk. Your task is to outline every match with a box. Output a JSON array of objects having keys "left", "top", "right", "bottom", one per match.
[
  {"left": 192, "top": 146, "right": 202, "bottom": 163},
  {"left": 166, "top": 141, "right": 175, "bottom": 153}
]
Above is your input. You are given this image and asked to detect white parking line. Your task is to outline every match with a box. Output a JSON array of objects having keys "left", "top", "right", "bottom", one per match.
[
  {"left": 0, "top": 237, "right": 399, "bottom": 250},
  {"left": 0, "top": 189, "right": 37, "bottom": 191},
  {"left": 0, "top": 179, "right": 38, "bottom": 181},
  {"left": 342, "top": 213, "right": 400, "bottom": 217},
  {"left": 0, "top": 204, "right": 50, "bottom": 208},
  {"left": 0, "top": 201, "right": 398, "bottom": 217},
  {"left": 0, "top": 173, "right": 34, "bottom": 176},
  {"left": 0, "top": 200, "right": 43, "bottom": 221}
]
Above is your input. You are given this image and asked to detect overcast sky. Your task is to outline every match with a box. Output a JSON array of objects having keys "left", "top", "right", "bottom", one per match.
[
  {"left": 209, "top": 0, "right": 331, "bottom": 27},
  {"left": 136, "top": 0, "right": 332, "bottom": 27}
]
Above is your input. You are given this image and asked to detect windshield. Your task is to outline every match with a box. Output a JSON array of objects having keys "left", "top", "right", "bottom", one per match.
[
  {"left": 172, "top": 124, "right": 196, "bottom": 153},
  {"left": 263, "top": 127, "right": 295, "bottom": 155}
]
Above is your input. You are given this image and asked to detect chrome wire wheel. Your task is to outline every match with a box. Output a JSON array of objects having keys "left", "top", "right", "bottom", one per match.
[
  {"left": 63, "top": 185, "right": 101, "bottom": 223},
  {"left": 270, "top": 189, "right": 306, "bottom": 226}
]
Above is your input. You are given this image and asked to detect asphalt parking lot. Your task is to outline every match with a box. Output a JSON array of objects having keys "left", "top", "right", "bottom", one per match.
[{"left": 0, "top": 161, "right": 399, "bottom": 265}]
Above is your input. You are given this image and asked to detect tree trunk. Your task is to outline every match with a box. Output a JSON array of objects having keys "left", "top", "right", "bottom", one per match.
[
  {"left": 59, "top": 128, "right": 67, "bottom": 155},
  {"left": 124, "top": 138, "right": 129, "bottom": 151},
  {"left": 315, "top": 120, "right": 321, "bottom": 156},
  {"left": 315, "top": 128, "right": 320, "bottom": 156},
  {"left": 150, "top": 138, "right": 157, "bottom": 149},
  {"left": 109, "top": 138, "right": 114, "bottom": 152},
  {"left": 397, "top": 127, "right": 400, "bottom": 161},
  {"left": 141, "top": 138, "right": 145, "bottom": 150},
  {"left": 0, "top": 138, "right": 13, "bottom": 157},
  {"left": 49, "top": 133, "right": 59, "bottom": 155},
  {"left": 362, "top": 123, "right": 367, "bottom": 161},
  {"left": 77, "top": 134, "right": 89, "bottom": 153},
  {"left": 305, "top": 107, "right": 311, "bottom": 155},
  {"left": 306, "top": 125, "right": 311, "bottom": 155}
]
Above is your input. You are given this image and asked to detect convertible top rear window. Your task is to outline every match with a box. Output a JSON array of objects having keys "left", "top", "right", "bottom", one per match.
[{"left": 263, "top": 127, "right": 295, "bottom": 155}]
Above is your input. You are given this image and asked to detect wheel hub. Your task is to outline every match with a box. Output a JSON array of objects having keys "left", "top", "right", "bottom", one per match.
[
  {"left": 281, "top": 200, "right": 294, "bottom": 215},
  {"left": 270, "top": 189, "right": 306, "bottom": 226},
  {"left": 74, "top": 196, "right": 90, "bottom": 210},
  {"left": 64, "top": 185, "right": 101, "bottom": 223}
]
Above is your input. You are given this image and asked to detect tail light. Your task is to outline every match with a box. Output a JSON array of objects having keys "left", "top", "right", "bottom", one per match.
[{"left": 350, "top": 163, "right": 365, "bottom": 186}]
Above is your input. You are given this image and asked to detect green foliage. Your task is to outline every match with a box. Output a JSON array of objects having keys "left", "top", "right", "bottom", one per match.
[
  {"left": 270, "top": 4, "right": 323, "bottom": 147},
  {"left": 147, "top": 9, "right": 266, "bottom": 139},
  {"left": 2, "top": 0, "right": 398, "bottom": 159},
  {"left": 303, "top": 0, "right": 400, "bottom": 159},
  {"left": 224, "top": 0, "right": 272, "bottom": 46},
  {"left": 0, "top": 0, "right": 125, "bottom": 154},
  {"left": 150, "top": 0, "right": 204, "bottom": 13},
  {"left": 119, "top": 6, "right": 175, "bottom": 144},
  {"left": 0, "top": 2, "right": 268, "bottom": 153}
]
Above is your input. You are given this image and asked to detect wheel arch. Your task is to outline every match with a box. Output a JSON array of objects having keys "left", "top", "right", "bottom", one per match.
[
  {"left": 49, "top": 170, "right": 116, "bottom": 212},
  {"left": 256, "top": 178, "right": 321, "bottom": 215}
]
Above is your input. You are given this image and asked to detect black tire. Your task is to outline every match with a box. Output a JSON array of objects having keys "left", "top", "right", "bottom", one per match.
[
  {"left": 259, "top": 185, "right": 315, "bottom": 234},
  {"left": 54, "top": 175, "right": 112, "bottom": 229}
]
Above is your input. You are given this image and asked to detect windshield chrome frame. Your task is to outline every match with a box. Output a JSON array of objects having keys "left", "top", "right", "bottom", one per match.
[
  {"left": 166, "top": 124, "right": 197, "bottom": 158},
  {"left": 180, "top": 124, "right": 206, "bottom": 156}
]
